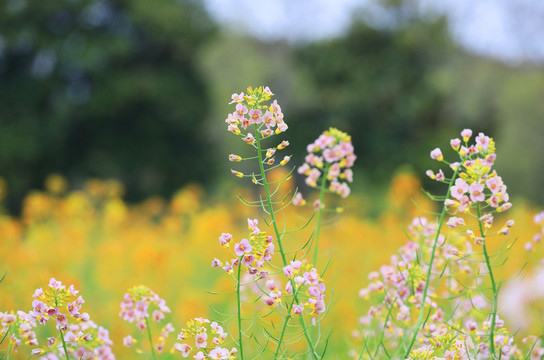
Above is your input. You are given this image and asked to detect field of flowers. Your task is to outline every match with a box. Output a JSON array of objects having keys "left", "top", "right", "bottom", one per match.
[{"left": 1, "top": 87, "right": 544, "bottom": 359}]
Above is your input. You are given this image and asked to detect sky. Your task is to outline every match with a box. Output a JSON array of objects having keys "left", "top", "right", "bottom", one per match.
[{"left": 202, "top": 0, "right": 544, "bottom": 65}]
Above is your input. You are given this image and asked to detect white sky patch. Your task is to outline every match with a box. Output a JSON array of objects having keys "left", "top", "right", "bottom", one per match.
[
  {"left": 203, "top": 0, "right": 368, "bottom": 42},
  {"left": 203, "top": 0, "right": 544, "bottom": 64}
]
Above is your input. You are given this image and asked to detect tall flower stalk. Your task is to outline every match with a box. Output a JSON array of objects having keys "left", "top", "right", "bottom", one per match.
[
  {"left": 296, "top": 128, "right": 356, "bottom": 264},
  {"left": 225, "top": 86, "right": 338, "bottom": 358}
]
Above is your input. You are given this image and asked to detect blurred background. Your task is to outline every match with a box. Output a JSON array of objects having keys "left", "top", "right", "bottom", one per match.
[
  {"left": 1, "top": 0, "right": 543, "bottom": 212},
  {"left": 1, "top": 0, "right": 544, "bottom": 357}
]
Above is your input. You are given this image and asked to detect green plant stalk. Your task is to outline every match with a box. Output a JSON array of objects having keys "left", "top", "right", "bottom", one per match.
[
  {"left": 477, "top": 203, "right": 498, "bottom": 356},
  {"left": 7, "top": 340, "right": 11, "bottom": 360},
  {"left": 236, "top": 255, "right": 245, "bottom": 359},
  {"left": 55, "top": 294, "right": 71, "bottom": 360},
  {"left": 254, "top": 126, "right": 318, "bottom": 359},
  {"left": 273, "top": 286, "right": 304, "bottom": 359},
  {"left": 58, "top": 329, "right": 71, "bottom": 360},
  {"left": 312, "top": 163, "right": 329, "bottom": 265},
  {"left": 145, "top": 317, "right": 158, "bottom": 360},
  {"left": 403, "top": 167, "right": 459, "bottom": 357}
]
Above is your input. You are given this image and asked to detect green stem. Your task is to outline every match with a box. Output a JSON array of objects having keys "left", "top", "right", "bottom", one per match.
[
  {"left": 236, "top": 255, "right": 244, "bottom": 359},
  {"left": 58, "top": 328, "right": 71, "bottom": 360},
  {"left": 253, "top": 125, "right": 318, "bottom": 359},
  {"left": 312, "top": 163, "right": 329, "bottom": 265},
  {"left": 403, "top": 167, "right": 459, "bottom": 357},
  {"left": 55, "top": 295, "right": 71, "bottom": 360},
  {"left": 7, "top": 340, "right": 11, "bottom": 360},
  {"left": 145, "top": 317, "right": 158, "bottom": 360},
  {"left": 477, "top": 203, "right": 498, "bottom": 357},
  {"left": 273, "top": 286, "right": 303, "bottom": 359},
  {"left": 254, "top": 125, "right": 287, "bottom": 265}
]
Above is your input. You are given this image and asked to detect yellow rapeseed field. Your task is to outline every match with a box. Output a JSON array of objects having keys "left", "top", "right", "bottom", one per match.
[{"left": 1, "top": 171, "right": 542, "bottom": 358}]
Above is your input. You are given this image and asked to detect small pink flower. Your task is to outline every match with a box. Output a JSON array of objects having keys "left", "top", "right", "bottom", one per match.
[
  {"left": 248, "top": 218, "right": 259, "bottom": 234},
  {"left": 263, "top": 86, "right": 274, "bottom": 96},
  {"left": 219, "top": 233, "right": 232, "bottom": 247},
  {"left": 497, "top": 202, "right": 512, "bottom": 212},
  {"left": 535, "top": 211, "right": 544, "bottom": 225},
  {"left": 242, "top": 254, "right": 255, "bottom": 267},
  {"left": 485, "top": 176, "right": 503, "bottom": 194},
  {"left": 461, "top": 129, "right": 472, "bottom": 142},
  {"left": 283, "top": 265, "right": 294, "bottom": 278},
  {"left": 234, "top": 238, "right": 252, "bottom": 257},
  {"left": 487, "top": 194, "right": 500, "bottom": 208},
  {"left": 430, "top": 148, "right": 443, "bottom": 161},
  {"left": 194, "top": 351, "right": 206, "bottom": 360},
  {"left": 303, "top": 269, "right": 319, "bottom": 286},
  {"left": 475, "top": 132, "right": 490, "bottom": 149},
  {"left": 56, "top": 313, "right": 68, "bottom": 331},
  {"left": 227, "top": 124, "right": 240, "bottom": 135},
  {"left": 270, "top": 291, "right": 282, "bottom": 303},
  {"left": 229, "top": 92, "right": 244, "bottom": 104},
  {"left": 152, "top": 310, "right": 164, "bottom": 322},
  {"left": 313, "top": 200, "right": 321, "bottom": 211},
  {"left": 49, "top": 278, "right": 65, "bottom": 290},
  {"left": 293, "top": 192, "right": 305, "bottom": 206},
  {"left": 291, "top": 260, "right": 302, "bottom": 271},
  {"left": 234, "top": 103, "right": 248, "bottom": 120},
  {"left": 242, "top": 133, "right": 255, "bottom": 144},
  {"left": 447, "top": 216, "right": 465, "bottom": 229},
  {"left": 469, "top": 182, "right": 485, "bottom": 203},
  {"left": 451, "top": 178, "right": 468, "bottom": 200},
  {"left": 195, "top": 332, "right": 207, "bottom": 348},
  {"left": 212, "top": 258, "right": 222, "bottom": 267},
  {"left": 225, "top": 113, "right": 238, "bottom": 125},
  {"left": 450, "top": 138, "right": 461, "bottom": 150},
  {"left": 68, "top": 285, "right": 79, "bottom": 296},
  {"left": 263, "top": 296, "right": 275, "bottom": 306},
  {"left": 32, "top": 288, "right": 44, "bottom": 298},
  {"left": 123, "top": 335, "right": 135, "bottom": 347},
  {"left": 292, "top": 304, "right": 304, "bottom": 315},
  {"left": 248, "top": 109, "right": 262, "bottom": 124},
  {"left": 174, "top": 342, "right": 191, "bottom": 357}
]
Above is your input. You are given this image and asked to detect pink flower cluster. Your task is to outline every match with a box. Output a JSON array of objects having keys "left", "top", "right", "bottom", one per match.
[
  {"left": 297, "top": 127, "right": 356, "bottom": 198},
  {"left": 225, "top": 86, "right": 287, "bottom": 141},
  {"left": 174, "top": 317, "right": 237, "bottom": 359},
  {"left": 525, "top": 211, "right": 544, "bottom": 252},
  {"left": 119, "top": 285, "right": 171, "bottom": 330},
  {"left": 213, "top": 218, "right": 275, "bottom": 278},
  {"left": 263, "top": 260, "right": 327, "bottom": 326},
  {"left": 30, "top": 278, "right": 89, "bottom": 328},
  {"left": 0, "top": 310, "right": 38, "bottom": 352},
  {"left": 38, "top": 320, "right": 115, "bottom": 360},
  {"left": 427, "top": 130, "right": 512, "bottom": 240},
  {"left": 351, "top": 214, "right": 543, "bottom": 359},
  {"left": 1, "top": 278, "right": 114, "bottom": 359}
]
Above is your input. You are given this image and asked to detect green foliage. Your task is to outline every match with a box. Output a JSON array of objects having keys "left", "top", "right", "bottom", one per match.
[
  {"left": 0, "top": 0, "right": 216, "bottom": 211},
  {"left": 291, "top": 18, "right": 454, "bottom": 182}
]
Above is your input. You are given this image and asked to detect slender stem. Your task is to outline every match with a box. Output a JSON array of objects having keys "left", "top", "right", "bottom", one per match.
[
  {"left": 145, "top": 317, "right": 158, "bottom": 360},
  {"left": 55, "top": 294, "right": 71, "bottom": 360},
  {"left": 236, "top": 255, "right": 245, "bottom": 359},
  {"left": 477, "top": 203, "right": 497, "bottom": 356},
  {"left": 58, "top": 328, "right": 71, "bottom": 360},
  {"left": 254, "top": 125, "right": 287, "bottom": 265},
  {"left": 403, "top": 167, "right": 459, "bottom": 357},
  {"left": 254, "top": 125, "right": 318, "bottom": 359},
  {"left": 273, "top": 286, "right": 303, "bottom": 359},
  {"left": 7, "top": 339, "right": 11, "bottom": 360},
  {"left": 313, "top": 163, "right": 329, "bottom": 265}
]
